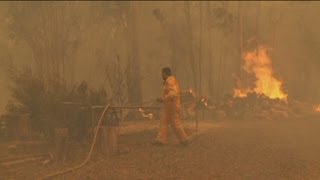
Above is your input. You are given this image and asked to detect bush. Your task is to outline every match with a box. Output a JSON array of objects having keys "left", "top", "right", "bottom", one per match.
[{"left": 4, "top": 67, "right": 108, "bottom": 141}]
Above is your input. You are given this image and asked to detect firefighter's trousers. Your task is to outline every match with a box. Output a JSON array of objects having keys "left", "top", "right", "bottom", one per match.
[{"left": 156, "top": 105, "right": 188, "bottom": 143}]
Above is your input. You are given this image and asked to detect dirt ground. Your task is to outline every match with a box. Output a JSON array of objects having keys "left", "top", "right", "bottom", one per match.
[{"left": 2, "top": 115, "right": 320, "bottom": 180}]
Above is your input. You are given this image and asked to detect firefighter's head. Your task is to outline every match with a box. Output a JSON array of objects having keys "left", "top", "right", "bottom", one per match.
[{"left": 162, "top": 67, "right": 172, "bottom": 80}]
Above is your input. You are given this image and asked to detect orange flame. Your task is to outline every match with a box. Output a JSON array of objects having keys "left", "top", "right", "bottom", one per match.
[
  {"left": 234, "top": 45, "right": 288, "bottom": 100},
  {"left": 138, "top": 108, "right": 154, "bottom": 119},
  {"left": 314, "top": 104, "right": 320, "bottom": 112}
]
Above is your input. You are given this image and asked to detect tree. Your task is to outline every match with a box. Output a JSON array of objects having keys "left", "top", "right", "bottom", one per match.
[
  {"left": 153, "top": 4, "right": 179, "bottom": 74},
  {"left": 294, "top": 4, "right": 320, "bottom": 102},
  {"left": 206, "top": 1, "right": 235, "bottom": 97},
  {"left": 123, "top": 1, "right": 143, "bottom": 104},
  {"left": 184, "top": 1, "right": 198, "bottom": 92},
  {"left": 6, "top": 2, "right": 81, "bottom": 85},
  {"left": 94, "top": 1, "right": 143, "bottom": 104},
  {"left": 206, "top": 1, "right": 214, "bottom": 96},
  {"left": 99, "top": 53, "right": 127, "bottom": 106},
  {"left": 237, "top": 1, "right": 244, "bottom": 79},
  {"left": 267, "top": 4, "right": 283, "bottom": 51},
  {"left": 199, "top": 1, "right": 203, "bottom": 95}
]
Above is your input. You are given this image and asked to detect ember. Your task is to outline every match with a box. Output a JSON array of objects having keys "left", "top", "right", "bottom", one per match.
[{"left": 138, "top": 108, "right": 154, "bottom": 120}]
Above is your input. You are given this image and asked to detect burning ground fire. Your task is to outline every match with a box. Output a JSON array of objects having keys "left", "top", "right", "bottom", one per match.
[{"left": 234, "top": 45, "right": 288, "bottom": 101}]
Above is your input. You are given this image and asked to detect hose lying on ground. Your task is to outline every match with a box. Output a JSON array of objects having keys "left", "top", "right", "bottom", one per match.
[{"left": 38, "top": 104, "right": 111, "bottom": 180}]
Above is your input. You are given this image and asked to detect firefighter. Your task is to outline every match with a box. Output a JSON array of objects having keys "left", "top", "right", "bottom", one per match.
[{"left": 152, "top": 67, "right": 189, "bottom": 146}]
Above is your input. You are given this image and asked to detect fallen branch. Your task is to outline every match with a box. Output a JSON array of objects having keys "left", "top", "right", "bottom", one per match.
[
  {"left": 1, "top": 156, "right": 46, "bottom": 167},
  {"left": 0, "top": 153, "right": 49, "bottom": 164}
]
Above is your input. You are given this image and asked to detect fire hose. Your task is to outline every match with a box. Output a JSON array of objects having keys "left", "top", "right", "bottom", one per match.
[
  {"left": 38, "top": 97, "right": 199, "bottom": 179},
  {"left": 38, "top": 104, "right": 111, "bottom": 180}
]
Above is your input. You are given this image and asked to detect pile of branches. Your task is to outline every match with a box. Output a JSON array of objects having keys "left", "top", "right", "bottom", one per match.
[
  {"left": 167, "top": 88, "right": 316, "bottom": 121},
  {"left": 209, "top": 92, "right": 316, "bottom": 120}
]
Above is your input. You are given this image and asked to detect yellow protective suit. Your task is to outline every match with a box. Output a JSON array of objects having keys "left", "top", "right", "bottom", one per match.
[{"left": 156, "top": 76, "right": 188, "bottom": 143}]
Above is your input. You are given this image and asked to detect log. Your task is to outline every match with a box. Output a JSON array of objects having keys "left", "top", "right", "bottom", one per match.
[
  {"left": 0, "top": 153, "right": 48, "bottom": 163},
  {"left": 1, "top": 156, "right": 46, "bottom": 168}
]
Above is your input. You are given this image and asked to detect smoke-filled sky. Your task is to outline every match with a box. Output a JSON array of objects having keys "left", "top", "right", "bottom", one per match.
[{"left": 1, "top": 1, "right": 320, "bottom": 113}]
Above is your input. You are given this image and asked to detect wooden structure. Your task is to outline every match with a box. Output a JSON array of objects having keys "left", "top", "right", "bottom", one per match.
[
  {"left": 60, "top": 97, "right": 204, "bottom": 155},
  {"left": 62, "top": 102, "right": 162, "bottom": 155}
]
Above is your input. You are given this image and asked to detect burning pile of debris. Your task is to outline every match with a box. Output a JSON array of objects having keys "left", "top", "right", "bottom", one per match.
[
  {"left": 177, "top": 44, "right": 320, "bottom": 121},
  {"left": 208, "top": 44, "right": 318, "bottom": 120},
  {"left": 211, "top": 93, "right": 306, "bottom": 120}
]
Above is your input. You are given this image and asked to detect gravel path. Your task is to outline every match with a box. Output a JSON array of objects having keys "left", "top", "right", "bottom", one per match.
[{"left": 3, "top": 117, "right": 320, "bottom": 180}]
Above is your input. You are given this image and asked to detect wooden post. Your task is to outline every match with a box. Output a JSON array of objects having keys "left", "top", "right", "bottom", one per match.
[
  {"left": 196, "top": 118, "right": 199, "bottom": 132},
  {"left": 96, "top": 126, "right": 117, "bottom": 155},
  {"left": 54, "top": 128, "right": 69, "bottom": 163},
  {"left": 106, "top": 126, "right": 117, "bottom": 154},
  {"left": 94, "top": 108, "right": 118, "bottom": 155}
]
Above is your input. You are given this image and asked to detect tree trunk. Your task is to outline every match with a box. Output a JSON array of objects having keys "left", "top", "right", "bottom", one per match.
[
  {"left": 184, "top": 1, "right": 197, "bottom": 92},
  {"left": 31, "top": 3, "right": 70, "bottom": 84},
  {"left": 127, "top": 1, "right": 143, "bottom": 104},
  {"left": 216, "top": 36, "right": 224, "bottom": 97},
  {"left": 199, "top": 1, "right": 203, "bottom": 95},
  {"left": 255, "top": 1, "right": 261, "bottom": 37},
  {"left": 170, "top": 1, "right": 178, "bottom": 74},
  {"left": 184, "top": 1, "right": 197, "bottom": 91},
  {"left": 237, "top": 1, "right": 244, "bottom": 80},
  {"left": 207, "top": 2, "right": 214, "bottom": 97},
  {"left": 208, "top": 32, "right": 214, "bottom": 96},
  {"left": 221, "top": 46, "right": 229, "bottom": 96}
]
